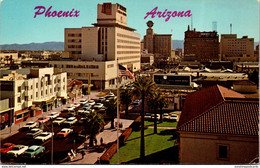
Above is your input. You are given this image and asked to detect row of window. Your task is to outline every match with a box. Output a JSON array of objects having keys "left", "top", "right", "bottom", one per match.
[
  {"left": 117, "top": 45, "right": 140, "bottom": 49},
  {"left": 117, "top": 51, "right": 140, "bottom": 54},
  {"left": 117, "top": 55, "right": 140, "bottom": 60},
  {"left": 17, "top": 86, "right": 65, "bottom": 103},
  {"left": 68, "top": 39, "right": 81, "bottom": 43},
  {"left": 117, "top": 39, "right": 140, "bottom": 45},
  {"left": 117, "top": 33, "right": 139, "bottom": 40},
  {"left": 107, "top": 64, "right": 114, "bottom": 68},
  {"left": 68, "top": 33, "right": 81, "bottom": 37},
  {"left": 67, "top": 73, "right": 98, "bottom": 77},
  {"left": 65, "top": 65, "right": 99, "bottom": 69},
  {"left": 68, "top": 45, "right": 82, "bottom": 48}
]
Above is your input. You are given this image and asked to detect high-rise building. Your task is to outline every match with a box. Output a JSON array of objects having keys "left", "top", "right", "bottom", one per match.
[
  {"left": 64, "top": 3, "right": 141, "bottom": 72},
  {"left": 184, "top": 26, "right": 219, "bottom": 62},
  {"left": 143, "top": 21, "right": 172, "bottom": 58},
  {"left": 220, "top": 34, "right": 256, "bottom": 62}
]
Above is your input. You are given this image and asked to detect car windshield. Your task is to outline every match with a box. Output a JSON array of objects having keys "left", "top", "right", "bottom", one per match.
[
  {"left": 27, "top": 149, "right": 35, "bottom": 152},
  {"left": 3, "top": 144, "right": 11, "bottom": 148},
  {"left": 12, "top": 147, "right": 21, "bottom": 150},
  {"left": 60, "top": 130, "right": 66, "bottom": 133},
  {"left": 26, "top": 123, "right": 34, "bottom": 125},
  {"left": 68, "top": 119, "right": 74, "bottom": 121},
  {"left": 39, "top": 133, "right": 48, "bottom": 137},
  {"left": 56, "top": 118, "right": 62, "bottom": 121},
  {"left": 30, "top": 130, "right": 38, "bottom": 133}
]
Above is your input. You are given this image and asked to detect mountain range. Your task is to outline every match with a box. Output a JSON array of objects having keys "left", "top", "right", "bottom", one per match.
[{"left": 0, "top": 41, "right": 259, "bottom": 51}]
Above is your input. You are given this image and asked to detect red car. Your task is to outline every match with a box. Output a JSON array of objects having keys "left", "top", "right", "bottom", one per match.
[
  {"left": 1, "top": 143, "right": 15, "bottom": 154},
  {"left": 57, "top": 128, "right": 73, "bottom": 138},
  {"left": 36, "top": 117, "right": 50, "bottom": 123}
]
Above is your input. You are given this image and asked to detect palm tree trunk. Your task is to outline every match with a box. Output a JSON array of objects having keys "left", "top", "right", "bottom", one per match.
[
  {"left": 89, "top": 136, "right": 94, "bottom": 147},
  {"left": 125, "top": 104, "right": 128, "bottom": 116},
  {"left": 140, "top": 94, "right": 145, "bottom": 159},
  {"left": 111, "top": 118, "right": 115, "bottom": 129},
  {"left": 154, "top": 108, "right": 157, "bottom": 134},
  {"left": 160, "top": 107, "right": 163, "bottom": 123}
]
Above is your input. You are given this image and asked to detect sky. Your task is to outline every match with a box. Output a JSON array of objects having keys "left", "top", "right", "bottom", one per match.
[{"left": 0, "top": 0, "right": 259, "bottom": 44}]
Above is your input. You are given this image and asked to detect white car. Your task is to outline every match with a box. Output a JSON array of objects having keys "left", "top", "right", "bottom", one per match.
[
  {"left": 79, "top": 99, "right": 88, "bottom": 105},
  {"left": 163, "top": 113, "right": 169, "bottom": 120},
  {"left": 47, "top": 112, "right": 60, "bottom": 119},
  {"left": 63, "top": 117, "right": 78, "bottom": 126},
  {"left": 88, "top": 100, "right": 95, "bottom": 106},
  {"left": 151, "top": 114, "right": 160, "bottom": 120},
  {"left": 6, "top": 145, "right": 29, "bottom": 158},
  {"left": 144, "top": 113, "right": 151, "bottom": 120},
  {"left": 169, "top": 114, "right": 178, "bottom": 121},
  {"left": 35, "top": 132, "right": 54, "bottom": 142},
  {"left": 93, "top": 103, "right": 104, "bottom": 109},
  {"left": 22, "top": 122, "right": 38, "bottom": 130},
  {"left": 53, "top": 117, "right": 66, "bottom": 125},
  {"left": 63, "top": 105, "right": 75, "bottom": 111},
  {"left": 72, "top": 103, "right": 81, "bottom": 108}
]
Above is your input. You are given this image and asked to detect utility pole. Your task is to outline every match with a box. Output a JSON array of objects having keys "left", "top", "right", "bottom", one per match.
[
  {"left": 116, "top": 59, "right": 120, "bottom": 164},
  {"left": 51, "top": 119, "right": 53, "bottom": 164}
]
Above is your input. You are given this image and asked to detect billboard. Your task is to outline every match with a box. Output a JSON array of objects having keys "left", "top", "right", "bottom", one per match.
[{"left": 153, "top": 74, "right": 191, "bottom": 86}]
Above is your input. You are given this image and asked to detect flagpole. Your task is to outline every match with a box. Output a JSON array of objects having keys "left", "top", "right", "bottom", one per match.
[{"left": 116, "top": 58, "right": 120, "bottom": 164}]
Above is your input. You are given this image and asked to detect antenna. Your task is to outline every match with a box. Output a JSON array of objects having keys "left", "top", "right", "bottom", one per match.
[
  {"left": 230, "top": 23, "right": 232, "bottom": 34},
  {"left": 212, "top": 21, "right": 217, "bottom": 31},
  {"left": 191, "top": 15, "right": 193, "bottom": 30}
]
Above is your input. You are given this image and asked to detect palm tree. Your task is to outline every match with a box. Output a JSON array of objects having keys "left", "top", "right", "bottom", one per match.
[
  {"left": 84, "top": 111, "right": 105, "bottom": 147},
  {"left": 120, "top": 87, "right": 132, "bottom": 116},
  {"left": 158, "top": 95, "right": 169, "bottom": 123},
  {"left": 105, "top": 97, "right": 117, "bottom": 129},
  {"left": 148, "top": 89, "right": 161, "bottom": 134},
  {"left": 132, "top": 76, "right": 156, "bottom": 159}
]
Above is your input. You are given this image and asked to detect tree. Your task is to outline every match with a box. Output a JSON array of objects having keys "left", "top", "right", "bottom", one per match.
[
  {"left": 132, "top": 76, "right": 156, "bottom": 159},
  {"left": 158, "top": 94, "right": 169, "bottom": 123},
  {"left": 84, "top": 111, "right": 105, "bottom": 147},
  {"left": 105, "top": 97, "right": 117, "bottom": 129},
  {"left": 120, "top": 87, "right": 132, "bottom": 116},
  {"left": 147, "top": 89, "right": 161, "bottom": 134}
]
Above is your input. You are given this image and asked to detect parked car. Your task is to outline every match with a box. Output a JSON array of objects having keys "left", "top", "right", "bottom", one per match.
[
  {"left": 99, "top": 106, "right": 107, "bottom": 113},
  {"left": 63, "top": 117, "right": 78, "bottom": 126},
  {"left": 163, "top": 113, "right": 169, "bottom": 120},
  {"left": 26, "top": 128, "right": 43, "bottom": 139},
  {"left": 151, "top": 114, "right": 160, "bottom": 120},
  {"left": 168, "top": 114, "right": 178, "bottom": 121},
  {"left": 72, "top": 103, "right": 81, "bottom": 108},
  {"left": 144, "top": 113, "right": 151, "bottom": 120},
  {"left": 88, "top": 100, "right": 95, "bottom": 106},
  {"left": 53, "top": 117, "right": 66, "bottom": 126},
  {"left": 1, "top": 143, "right": 15, "bottom": 154},
  {"left": 79, "top": 99, "right": 88, "bottom": 105},
  {"left": 34, "top": 132, "right": 54, "bottom": 142},
  {"left": 63, "top": 105, "right": 75, "bottom": 111},
  {"left": 21, "top": 122, "right": 38, "bottom": 131},
  {"left": 97, "top": 97, "right": 106, "bottom": 103},
  {"left": 67, "top": 111, "right": 76, "bottom": 117},
  {"left": 47, "top": 112, "right": 60, "bottom": 119},
  {"left": 22, "top": 145, "right": 45, "bottom": 159},
  {"left": 83, "top": 104, "right": 92, "bottom": 110},
  {"left": 93, "top": 103, "right": 104, "bottom": 110},
  {"left": 6, "top": 145, "right": 28, "bottom": 158},
  {"left": 36, "top": 117, "right": 50, "bottom": 124},
  {"left": 78, "top": 109, "right": 91, "bottom": 115},
  {"left": 57, "top": 128, "right": 73, "bottom": 138},
  {"left": 132, "top": 99, "right": 141, "bottom": 105},
  {"left": 79, "top": 118, "right": 87, "bottom": 124},
  {"left": 106, "top": 92, "right": 115, "bottom": 98}
]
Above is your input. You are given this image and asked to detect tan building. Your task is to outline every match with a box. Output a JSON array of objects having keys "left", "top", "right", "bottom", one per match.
[
  {"left": 177, "top": 85, "right": 259, "bottom": 164},
  {"left": 64, "top": 3, "right": 141, "bottom": 72},
  {"left": 184, "top": 26, "right": 219, "bottom": 62},
  {"left": 143, "top": 21, "right": 172, "bottom": 58},
  {"left": 0, "top": 67, "right": 67, "bottom": 124},
  {"left": 220, "top": 34, "right": 256, "bottom": 62}
]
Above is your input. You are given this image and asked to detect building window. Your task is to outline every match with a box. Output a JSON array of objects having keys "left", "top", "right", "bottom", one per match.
[
  {"left": 16, "top": 114, "right": 23, "bottom": 120},
  {"left": 31, "top": 85, "right": 33, "bottom": 89},
  {"left": 63, "top": 85, "right": 65, "bottom": 90},
  {"left": 25, "top": 96, "right": 28, "bottom": 101},
  {"left": 46, "top": 90, "right": 47, "bottom": 94},
  {"left": 217, "top": 144, "right": 230, "bottom": 160},
  {"left": 31, "top": 95, "right": 33, "bottom": 99},
  {"left": 63, "top": 77, "right": 65, "bottom": 82},
  {"left": 36, "top": 92, "right": 38, "bottom": 97},
  {"left": 18, "top": 86, "right": 21, "bottom": 92},
  {"left": 36, "top": 83, "right": 38, "bottom": 88},
  {"left": 18, "top": 97, "right": 21, "bottom": 103}
]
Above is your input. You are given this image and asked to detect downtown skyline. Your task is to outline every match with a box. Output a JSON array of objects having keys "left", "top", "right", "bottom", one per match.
[{"left": 0, "top": 0, "right": 259, "bottom": 44}]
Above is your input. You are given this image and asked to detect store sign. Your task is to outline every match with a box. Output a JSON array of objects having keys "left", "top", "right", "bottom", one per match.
[
  {"left": 0, "top": 81, "right": 14, "bottom": 91},
  {"left": 153, "top": 74, "right": 191, "bottom": 86}
]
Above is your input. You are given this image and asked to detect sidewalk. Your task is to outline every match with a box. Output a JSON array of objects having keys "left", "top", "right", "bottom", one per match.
[
  {"left": 0, "top": 91, "right": 100, "bottom": 140},
  {"left": 63, "top": 118, "right": 134, "bottom": 164}
]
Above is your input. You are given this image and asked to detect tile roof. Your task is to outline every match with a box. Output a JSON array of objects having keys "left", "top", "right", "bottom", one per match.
[
  {"left": 233, "top": 80, "right": 256, "bottom": 86},
  {"left": 177, "top": 85, "right": 247, "bottom": 128},
  {"left": 178, "top": 101, "right": 259, "bottom": 136}
]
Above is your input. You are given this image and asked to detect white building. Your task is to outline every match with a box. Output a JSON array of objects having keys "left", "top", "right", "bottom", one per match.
[{"left": 0, "top": 67, "right": 67, "bottom": 124}]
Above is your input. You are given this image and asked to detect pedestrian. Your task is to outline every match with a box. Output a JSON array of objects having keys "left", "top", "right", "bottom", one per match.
[
  {"left": 94, "top": 138, "right": 97, "bottom": 146},
  {"left": 80, "top": 150, "right": 85, "bottom": 159},
  {"left": 100, "top": 137, "right": 103, "bottom": 145}
]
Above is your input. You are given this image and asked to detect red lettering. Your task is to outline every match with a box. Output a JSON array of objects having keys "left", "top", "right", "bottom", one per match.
[
  {"left": 144, "top": 6, "right": 158, "bottom": 19},
  {"left": 162, "top": 9, "right": 167, "bottom": 17},
  {"left": 165, "top": 11, "right": 172, "bottom": 22},
  {"left": 62, "top": 11, "right": 69, "bottom": 17},
  {"left": 45, "top": 6, "right": 53, "bottom": 17},
  {"left": 172, "top": 11, "right": 177, "bottom": 17},
  {"left": 177, "top": 11, "right": 184, "bottom": 17},
  {"left": 51, "top": 11, "right": 57, "bottom": 17},
  {"left": 69, "top": 9, "right": 75, "bottom": 17},
  {"left": 74, "top": 10, "right": 80, "bottom": 17},
  {"left": 57, "top": 11, "right": 63, "bottom": 17},
  {"left": 34, "top": 6, "right": 46, "bottom": 18},
  {"left": 184, "top": 10, "right": 192, "bottom": 17}
]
